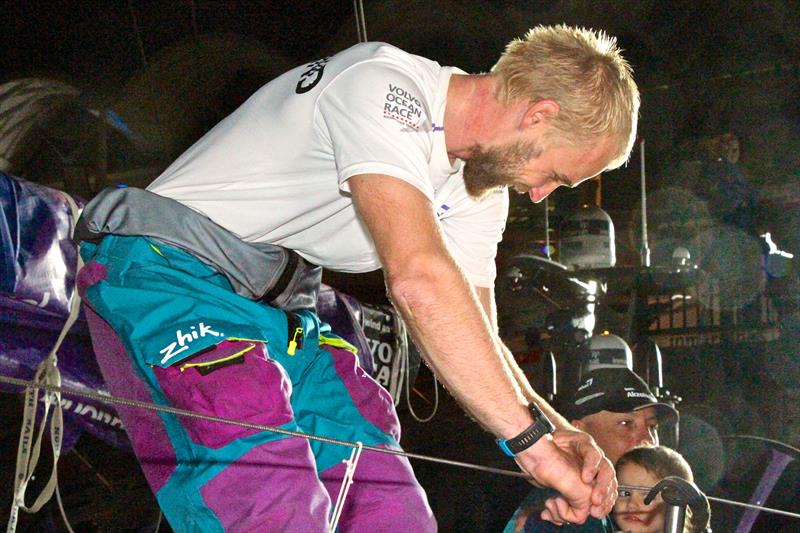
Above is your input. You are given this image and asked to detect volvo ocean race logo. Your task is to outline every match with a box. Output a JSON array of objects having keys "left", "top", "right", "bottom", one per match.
[{"left": 383, "top": 84, "right": 423, "bottom": 129}]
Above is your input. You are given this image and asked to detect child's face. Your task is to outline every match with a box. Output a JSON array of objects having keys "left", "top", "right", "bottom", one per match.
[{"left": 613, "top": 463, "right": 664, "bottom": 533}]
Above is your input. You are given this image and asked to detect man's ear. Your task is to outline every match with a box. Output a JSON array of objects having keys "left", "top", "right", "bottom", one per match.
[{"left": 520, "top": 99, "right": 560, "bottom": 130}]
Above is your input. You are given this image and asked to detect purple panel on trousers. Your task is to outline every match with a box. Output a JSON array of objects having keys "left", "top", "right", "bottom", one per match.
[
  {"left": 152, "top": 340, "right": 294, "bottom": 449},
  {"left": 328, "top": 345, "right": 401, "bottom": 440},
  {"left": 320, "top": 444, "right": 436, "bottom": 532},
  {"left": 84, "top": 307, "right": 177, "bottom": 492},
  {"left": 76, "top": 261, "right": 108, "bottom": 294},
  {"left": 201, "top": 435, "right": 331, "bottom": 532}
]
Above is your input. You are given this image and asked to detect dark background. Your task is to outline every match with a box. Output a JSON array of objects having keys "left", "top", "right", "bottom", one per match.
[
  {"left": 3, "top": 1, "right": 799, "bottom": 258},
  {"left": 2, "top": 1, "right": 799, "bottom": 532}
]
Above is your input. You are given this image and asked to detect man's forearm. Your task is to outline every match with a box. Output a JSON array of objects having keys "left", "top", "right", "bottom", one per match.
[
  {"left": 498, "top": 343, "right": 572, "bottom": 430},
  {"left": 387, "top": 257, "right": 554, "bottom": 439},
  {"left": 350, "top": 173, "right": 613, "bottom": 517}
]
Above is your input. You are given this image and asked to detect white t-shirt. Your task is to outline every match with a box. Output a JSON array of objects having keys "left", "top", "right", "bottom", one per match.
[{"left": 148, "top": 42, "right": 508, "bottom": 287}]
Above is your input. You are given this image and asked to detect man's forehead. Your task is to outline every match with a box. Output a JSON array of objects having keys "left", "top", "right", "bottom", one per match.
[
  {"left": 554, "top": 135, "right": 617, "bottom": 185},
  {"left": 584, "top": 406, "right": 658, "bottom": 423}
]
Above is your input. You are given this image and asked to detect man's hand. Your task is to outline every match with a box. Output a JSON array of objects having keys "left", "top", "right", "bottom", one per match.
[
  {"left": 552, "top": 428, "right": 617, "bottom": 518},
  {"left": 514, "top": 429, "right": 617, "bottom": 526}
]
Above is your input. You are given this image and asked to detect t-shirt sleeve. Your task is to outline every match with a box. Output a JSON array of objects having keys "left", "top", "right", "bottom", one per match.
[
  {"left": 440, "top": 187, "right": 509, "bottom": 288},
  {"left": 315, "top": 62, "right": 435, "bottom": 200}
]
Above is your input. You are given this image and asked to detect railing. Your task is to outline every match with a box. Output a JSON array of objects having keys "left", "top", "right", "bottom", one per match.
[{"left": 646, "top": 278, "right": 787, "bottom": 348}]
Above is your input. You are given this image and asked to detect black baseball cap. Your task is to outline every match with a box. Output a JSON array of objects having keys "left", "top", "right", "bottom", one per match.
[{"left": 559, "top": 367, "right": 679, "bottom": 423}]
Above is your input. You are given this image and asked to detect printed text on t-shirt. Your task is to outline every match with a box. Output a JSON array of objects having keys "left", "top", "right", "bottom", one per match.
[{"left": 383, "top": 84, "right": 423, "bottom": 128}]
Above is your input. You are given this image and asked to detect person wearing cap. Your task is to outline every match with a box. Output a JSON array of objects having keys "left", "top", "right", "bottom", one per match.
[{"left": 504, "top": 367, "right": 679, "bottom": 533}]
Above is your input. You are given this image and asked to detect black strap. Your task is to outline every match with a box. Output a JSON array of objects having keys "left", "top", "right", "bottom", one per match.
[{"left": 262, "top": 250, "right": 300, "bottom": 303}]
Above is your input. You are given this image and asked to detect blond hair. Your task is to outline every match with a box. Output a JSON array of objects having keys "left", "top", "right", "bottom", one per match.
[{"left": 492, "top": 25, "right": 640, "bottom": 169}]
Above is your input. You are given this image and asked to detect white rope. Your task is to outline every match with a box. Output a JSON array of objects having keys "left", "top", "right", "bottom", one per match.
[
  {"left": 396, "top": 313, "right": 439, "bottom": 422},
  {"left": 721, "top": 434, "right": 800, "bottom": 456},
  {"left": 619, "top": 484, "right": 800, "bottom": 520},
  {"left": 328, "top": 441, "right": 363, "bottom": 532},
  {"left": 0, "top": 374, "right": 527, "bottom": 479},
  {"left": 6, "top": 192, "right": 81, "bottom": 533},
  {"left": 352, "top": 0, "right": 368, "bottom": 43},
  {"left": 3, "top": 375, "right": 799, "bottom": 523}
]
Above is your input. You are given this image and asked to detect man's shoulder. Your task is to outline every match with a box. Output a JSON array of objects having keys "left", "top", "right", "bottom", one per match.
[{"left": 329, "top": 42, "right": 438, "bottom": 73}]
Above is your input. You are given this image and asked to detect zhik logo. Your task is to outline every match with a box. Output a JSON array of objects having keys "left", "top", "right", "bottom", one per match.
[{"left": 159, "top": 322, "right": 223, "bottom": 365}]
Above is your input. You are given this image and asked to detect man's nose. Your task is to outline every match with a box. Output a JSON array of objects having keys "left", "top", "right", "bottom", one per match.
[
  {"left": 637, "top": 429, "right": 657, "bottom": 446},
  {"left": 528, "top": 182, "right": 560, "bottom": 203}
]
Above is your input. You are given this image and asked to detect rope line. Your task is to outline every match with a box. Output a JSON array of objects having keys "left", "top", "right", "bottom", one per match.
[
  {"left": 2, "top": 374, "right": 799, "bottom": 521},
  {"left": 352, "top": 0, "right": 368, "bottom": 43},
  {"left": 126, "top": 0, "right": 148, "bottom": 69},
  {"left": 721, "top": 434, "right": 800, "bottom": 456},
  {"left": 619, "top": 484, "right": 800, "bottom": 520},
  {"left": 0, "top": 374, "right": 527, "bottom": 480},
  {"left": 396, "top": 311, "right": 439, "bottom": 423}
]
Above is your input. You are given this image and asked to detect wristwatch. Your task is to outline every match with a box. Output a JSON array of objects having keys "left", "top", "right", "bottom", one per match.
[{"left": 497, "top": 403, "right": 556, "bottom": 457}]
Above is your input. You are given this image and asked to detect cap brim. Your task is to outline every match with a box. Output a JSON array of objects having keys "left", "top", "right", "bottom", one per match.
[{"left": 633, "top": 402, "right": 679, "bottom": 424}]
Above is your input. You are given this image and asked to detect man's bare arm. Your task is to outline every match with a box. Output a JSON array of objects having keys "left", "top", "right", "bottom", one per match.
[
  {"left": 349, "top": 173, "right": 531, "bottom": 437},
  {"left": 473, "top": 285, "right": 571, "bottom": 430},
  {"left": 349, "top": 174, "right": 616, "bottom": 522}
]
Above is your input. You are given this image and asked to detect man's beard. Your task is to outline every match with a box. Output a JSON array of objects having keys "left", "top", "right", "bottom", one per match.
[{"left": 462, "top": 140, "right": 542, "bottom": 200}]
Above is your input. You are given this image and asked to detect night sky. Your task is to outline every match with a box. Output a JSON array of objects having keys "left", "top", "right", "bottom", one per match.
[
  {"left": 2, "top": 1, "right": 799, "bottom": 227},
  {"left": 5, "top": 2, "right": 798, "bottom": 95}
]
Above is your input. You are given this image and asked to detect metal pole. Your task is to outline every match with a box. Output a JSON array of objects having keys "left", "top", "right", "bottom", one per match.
[
  {"left": 663, "top": 504, "right": 687, "bottom": 533},
  {"left": 544, "top": 198, "right": 551, "bottom": 259},
  {"left": 640, "top": 139, "right": 651, "bottom": 267}
]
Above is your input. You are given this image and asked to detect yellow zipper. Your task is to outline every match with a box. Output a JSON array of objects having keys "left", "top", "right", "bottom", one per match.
[
  {"left": 319, "top": 334, "right": 358, "bottom": 355},
  {"left": 179, "top": 342, "right": 257, "bottom": 372},
  {"left": 287, "top": 327, "right": 303, "bottom": 356}
]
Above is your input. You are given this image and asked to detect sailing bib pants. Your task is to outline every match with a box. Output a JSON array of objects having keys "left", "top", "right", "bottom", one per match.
[{"left": 78, "top": 235, "right": 436, "bottom": 532}]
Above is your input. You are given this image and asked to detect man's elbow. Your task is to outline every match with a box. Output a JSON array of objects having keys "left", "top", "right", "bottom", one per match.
[{"left": 384, "top": 253, "right": 459, "bottom": 312}]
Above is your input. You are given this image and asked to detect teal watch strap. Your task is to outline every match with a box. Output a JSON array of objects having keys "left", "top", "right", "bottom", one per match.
[{"left": 497, "top": 403, "right": 555, "bottom": 457}]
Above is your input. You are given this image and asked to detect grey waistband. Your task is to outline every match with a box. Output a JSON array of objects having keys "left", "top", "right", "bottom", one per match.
[{"left": 75, "top": 186, "right": 320, "bottom": 311}]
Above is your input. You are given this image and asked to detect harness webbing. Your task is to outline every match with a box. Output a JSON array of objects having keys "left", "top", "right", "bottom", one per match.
[{"left": 7, "top": 191, "right": 82, "bottom": 533}]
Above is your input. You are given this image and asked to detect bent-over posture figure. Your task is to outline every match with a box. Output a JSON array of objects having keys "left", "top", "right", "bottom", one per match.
[{"left": 76, "top": 25, "right": 640, "bottom": 532}]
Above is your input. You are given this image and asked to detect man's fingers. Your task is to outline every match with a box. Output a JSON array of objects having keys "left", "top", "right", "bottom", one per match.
[
  {"left": 574, "top": 436, "right": 602, "bottom": 484},
  {"left": 590, "top": 456, "right": 617, "bottom": 506},
  {"left": 542, "top": 496, "right": 589, "bottom": 525},
  {"left": 589, "top": 484, "right": 617, "bottom": 518},
  {"left": 540, "top": 507, "right": 557, "bottom": 525},
  {"left": 590, "top": 462, "right": 618, "bottom": 517},
  {"left": 541, "top": 498, "right": 568, "bottom": 526}
]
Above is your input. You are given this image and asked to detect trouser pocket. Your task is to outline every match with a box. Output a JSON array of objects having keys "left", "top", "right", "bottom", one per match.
[{"left": 152, "top": 339, "right": 294, "bottom": 449}]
